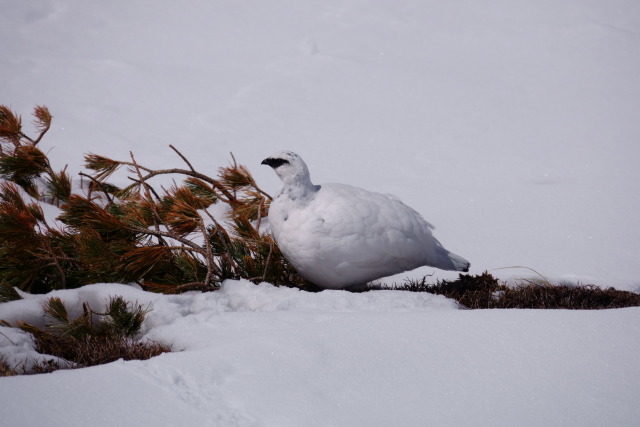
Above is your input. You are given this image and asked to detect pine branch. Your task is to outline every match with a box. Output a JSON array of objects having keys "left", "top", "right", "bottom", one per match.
[
  {"left": 44, "top": 167, "right": 72, "bottom": 206},
  {"left": 84, "top": 154, "right": 122, "bottom": 181},
  {"left": 119, "top": 167, "right": 240, "bottom": 206},
  {"left": 0, "top": 281, "right": 22, "bottom": 302},
  {"left": 32, "top": 105, "right": 52, "bottom": 145},
  {"left": 219, "top": 159, "right": 272, "bottom": 201},
  {"left": 1, "top": 108, "right": 305, "bottom": 293},
  {"left": 0, "top": 106, "right": 22, "bottom": 147}
]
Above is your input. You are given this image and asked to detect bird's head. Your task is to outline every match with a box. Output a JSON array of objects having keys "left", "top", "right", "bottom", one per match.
[{"left": 261, "top": 151, "right": 313, "bottom": 186}]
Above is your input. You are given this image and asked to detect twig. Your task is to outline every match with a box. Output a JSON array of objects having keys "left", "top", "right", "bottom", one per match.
[
  {"left": 170, "top": 145, "right": 196, "bottom": 172},
  {"left": 119, "top": 168, "right": 240, "bottom": 205},
  {"left": 19, "top": 132, "right": 36, "bottom": 145},
  {"left": 172, "top": 281, "right": 214, "bottom": 292},
  {"left": 33, "top": 123, "right": 50, "bottom": 145},
  {"left": 198, "top": 218, "right": 218, "bottom": 286},
  {"left": 112, "top": 159, "right": 153, "bottom": 173},
  {"left": 35, "top": 237, "right": 68, "bottom": 289},
  {"left": 255, "top": 197, "right": 265, "bottom": 232},
  {"left": 262, "top": 241, "right": 274, "bottom": 282},
  {"left": 124, "top": 224, "right": 206, "bottom": 255},
  {"left": 0, "top": 330, "right": 17, "bottom": 346},
  {"left": 129, "top": 152, "right": 165, "bottom": 242},
  {"left": 253, "top": 187, "right": 272, "bottom": 201},
  {"left": 207, "top": 214, "right": 236, "bottom": 273},
  {"left": 490, "top": 266, "right": 553, "bottom": 287},
  {"left": 78, "top": 172, "right": 114, "bottom": 203},
  {"left": 40, "top": 255, "right": 79, "bottom": 263},
  {"left": 126, "top": 177, "right": 162, "bottom": 201}
]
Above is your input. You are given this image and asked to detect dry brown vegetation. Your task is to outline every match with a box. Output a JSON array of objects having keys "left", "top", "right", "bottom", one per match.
[
  {"left": 0, "top": 356, "right": 17, "bottom": 376},
  {"left": 5, "top": 296, "right": 169, "bottom": 375},
  {"left": 372, "top": 272, "right": 640, "bottom": 310}
]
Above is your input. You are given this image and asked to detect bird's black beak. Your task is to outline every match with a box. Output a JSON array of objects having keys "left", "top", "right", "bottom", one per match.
[{"left": 261, "top": 158, "right": 289, "bottom": 168}]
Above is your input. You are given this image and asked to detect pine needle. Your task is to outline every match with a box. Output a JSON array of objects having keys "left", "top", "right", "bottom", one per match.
[{"left": 0, "top": 281, "right": 22, "bottom": 302}]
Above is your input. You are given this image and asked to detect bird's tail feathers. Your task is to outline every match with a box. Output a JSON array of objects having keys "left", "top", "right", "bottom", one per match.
[
  {"left": 435, "top": 247, "right": 471, "bottom": 272},
  {"left": 448, "top": 252, "right": 470, "bottom": 272}
]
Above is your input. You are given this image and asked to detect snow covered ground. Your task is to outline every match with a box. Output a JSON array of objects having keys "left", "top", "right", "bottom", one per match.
[
  {"left": 1, "top": 0, "right": 639, "bottom": 425},
  {"left": 2, "top": 281, "right": 640, "bottom": 427}
]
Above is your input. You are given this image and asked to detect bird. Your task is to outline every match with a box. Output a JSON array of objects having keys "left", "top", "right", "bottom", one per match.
[{"left": 261, "top": 151, "right": 470, "bottom": 290}]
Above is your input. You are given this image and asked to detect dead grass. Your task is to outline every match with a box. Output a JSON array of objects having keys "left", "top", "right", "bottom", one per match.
[
  {"left": 5, "top": 296, "right": 171, "bottom": 375},
  {"left": 370, "top": 272, "right": 640, "bottom": 310},
  {"left": 0, "top": 356, "right": 17, "bottom": 376},
  {"left": 25, "top": 331, "right": 170, "bottom": 371}
]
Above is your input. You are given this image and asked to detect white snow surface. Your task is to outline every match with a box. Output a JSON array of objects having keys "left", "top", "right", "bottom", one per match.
[
  {"left": 2, "top": 0, "right": 640, "bottom": 425},
  {"left": 264, "top": 151, "right": 470, "bottom": 289},
  {"left": 2, "top": 281, "right": 640, "bottom": 427}
]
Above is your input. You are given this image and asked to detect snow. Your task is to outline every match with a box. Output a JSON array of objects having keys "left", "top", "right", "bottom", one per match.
[
  {"left": 2, "top": 282, "right": 640, "bottom": 426},
  {"left": 1, "top": 0, "right": 640, "bottom": 425}
]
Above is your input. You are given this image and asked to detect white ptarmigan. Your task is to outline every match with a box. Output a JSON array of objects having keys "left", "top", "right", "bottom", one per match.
[{"left": 262, "top": 151, "right": 470, "bottom": 290}]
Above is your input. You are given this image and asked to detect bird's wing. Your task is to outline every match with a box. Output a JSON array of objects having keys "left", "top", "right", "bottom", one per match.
[{"left": 306, "top": 184, "right": 437, "bottom": 270}]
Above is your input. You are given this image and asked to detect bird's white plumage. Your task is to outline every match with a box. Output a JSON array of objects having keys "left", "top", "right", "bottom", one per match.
[{"left": 262, "top": 151, "right": 470, "bottom": 289}]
